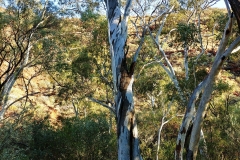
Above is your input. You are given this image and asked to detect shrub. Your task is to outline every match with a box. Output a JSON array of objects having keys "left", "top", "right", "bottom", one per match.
[{"left": 0, "top": 113, "right": 117, "bottom": 160}]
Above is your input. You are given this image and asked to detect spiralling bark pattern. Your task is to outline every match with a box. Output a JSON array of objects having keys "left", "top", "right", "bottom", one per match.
[
  {"left": 118, "top": 57, "right": 141, "bottom": 159},
  {"left": 105, "top": 0, "right": 142, "bottom": 159}
]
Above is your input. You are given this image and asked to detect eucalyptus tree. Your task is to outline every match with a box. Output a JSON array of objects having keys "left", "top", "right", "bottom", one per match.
[
  {"left": 103, "top": 0, "right": 144, "bottom": 159},
  {"left": 0, "top": 0, "right": 59, "bottom": 120},
  {"left": 48, "top": 14, "right": 113, "bottom": 115},
  {"left": 55, "top": 0, "right": 240, "bottom": 159},
  {"left": 175, "top": 0, "right": 240, "bottom": 159},
  {"left": 133, "top": 0, "right": 240, "bottom": 159},
  {"left": 53, "top": 0, "right": 143, "bottom": 158}
]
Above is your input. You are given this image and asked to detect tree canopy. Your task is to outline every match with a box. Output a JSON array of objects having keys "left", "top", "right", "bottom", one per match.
[{"left": 0, "top": 0, "right": 240, "bottom": 159}]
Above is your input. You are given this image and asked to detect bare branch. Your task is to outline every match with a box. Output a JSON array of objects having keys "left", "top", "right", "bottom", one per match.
[
  {"left": 187, "top": 12, "right": 238, "bottom": 159},
  {"left": 87, "top": 96, "right": 115, "bottom": 114},
  {"left": 4, "top": 92, "right": 41, "bottom": 113}
]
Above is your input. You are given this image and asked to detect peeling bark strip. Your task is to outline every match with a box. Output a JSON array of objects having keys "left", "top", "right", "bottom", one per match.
[
  {"left": 120, "top": 56, "right": 135, "bottom": 92},
  {"left": 175, "top": 140, "right": 182, "bottom": 159},
  {"left": 118, "top": 57, "right": 133, "bottom": 136},
  {"left": 117, "top": 75, "right": 141, "bottom": 160},
  {"left": 117, "top": 55, "right": 141, "bottom": 159},
  {"left": 105, "top": 0, "right": 142, "bottom": 159}
]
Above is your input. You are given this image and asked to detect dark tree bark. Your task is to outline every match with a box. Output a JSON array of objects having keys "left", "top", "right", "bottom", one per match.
[
  {"left": 105, "top": 0, "right": 142, "bottom": 159},
  {"left": 228, "top": 0, "right": 240, "bottom": 31}
]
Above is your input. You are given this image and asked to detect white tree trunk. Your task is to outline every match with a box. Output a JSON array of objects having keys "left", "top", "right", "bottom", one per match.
[
  {"left": 184, "top": 46, "right": 189, "bottom": 80},
  {"left": 0, "top": 4, "right": 46, "bottom": 120},
  {"left": 0, "top": 73, "right": 19, "bottom": 120},
  {"left": 0, "top": 43, "right": 32, "bottom": 120},
  {"left": 156, "top": 117, "right": 170, "bottom": 160},
  {"left": 175, "top": 11, "right": 240, "bottom": 159},
  {"left": 105, "top": 0, "right": 142, "bottom": 159}
]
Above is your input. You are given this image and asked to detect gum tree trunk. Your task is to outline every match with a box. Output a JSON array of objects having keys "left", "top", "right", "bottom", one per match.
[
  {"left": 105, "top": 0, "right": 142, "bottom": 159},
  {"left": 0, "top": 38, "right": 32, "bottom": 120},
  {"left": 175, "top": 2, "right": 240, "bottom": 158}
]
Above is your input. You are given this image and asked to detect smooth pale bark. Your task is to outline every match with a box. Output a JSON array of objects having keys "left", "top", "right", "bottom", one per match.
[
  {"left": 187, "top": 34, "right": 240, "bottom": 160},
  {"left": 0, "top": 41, "right": 32, "bottom": 120},
  {"left": 0, "top": 4, "right": 48, "bottom": 120},
  {"left": 0, "top": 70, "right": 21, "bottom": 120},
  {"left": 148, "top": 6, "right": 187, "bottom": 104},
  {"left": 176, "top": 3, "right": 240, "bottom": 159},
  {"left": 156, "top": 117, "right": 169, "bottom": 160},
  {"left": 175, "top": 80, "right": 206, "bottom": 160},
  {"left": 156, "top": 107, "right": 176, "bottom": 160},
  {"left": 105, "top": 0, "right": 142, "bottom": 159},
  {"left": 184, "top": 46, "right": 189, "bottom": 80},
  {"left": 175, "top": 14, "right": 240, "bottom": 160}
]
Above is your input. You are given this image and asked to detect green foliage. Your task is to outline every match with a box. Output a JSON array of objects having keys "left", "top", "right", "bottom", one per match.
[
  {"left": 163, "top": 11, "right": 187, "bottom": 34},
  {"left": 0, "top": 0, "right": 61, "bottom": 120},
  {"left": 72, "top": 51, "right": 94, "bottom": 79},
  {"left": 49, "top": 16, "right": 111, "bottom": 103},
  {"left": 0, "top": 3, "right": 240, "bottom": 160},
  {"left": 213, "top": 80, "right": 231, "bottom": 95},
  {"left": 214, "top": 12, "right": 228, "bottom": 41},
  {"left": 175, "top": 22, "right": 198, "bottom": 46},
  {"left": 178, "top": 67, "right": 208, "bottom": 98},
  {"left": 204, "top": 97, "right": 240, "bottom": 159},
  {"left": 207, "top": 9, "right": 240, "bottom": 42},
  {"left": 0, "top": 115, "right": 33, "bottom": 160},
  {"left": 163, "top": 53, "right": 226, "bottom": 106},
  {"left": 139, "top": 36, "right": 157, "bottom": 61},
  {"left": 0, "top": 114, "right": 117, "bottom": 160},
  {"left": 205, "top": 9, "right": 225, "bottom": 32},
  {"left": 30, "top": 115, "right": 117, "bottom": 159},
  {"left": 81, "top": 9, "right": 99, "bottom": 21},
  {"left": 138, "top": 106, "right": 180, "bottom": 159},
  {"left": 135, "top": 64, "right": 168, "bottom": 95}
]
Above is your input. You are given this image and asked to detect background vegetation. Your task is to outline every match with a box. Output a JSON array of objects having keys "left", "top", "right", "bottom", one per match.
[{"left": 0, "top": 0, "right": 240, "bottom": 159}]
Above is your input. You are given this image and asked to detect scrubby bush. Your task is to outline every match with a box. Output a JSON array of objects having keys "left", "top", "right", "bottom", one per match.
[{"left": 0, "top": 113, "right": 117, "bottom": 160}]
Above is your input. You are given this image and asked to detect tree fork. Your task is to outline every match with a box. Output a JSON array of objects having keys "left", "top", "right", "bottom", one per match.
[{"left": 186, "top": 11, "right": 235, "bottom": 160}]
